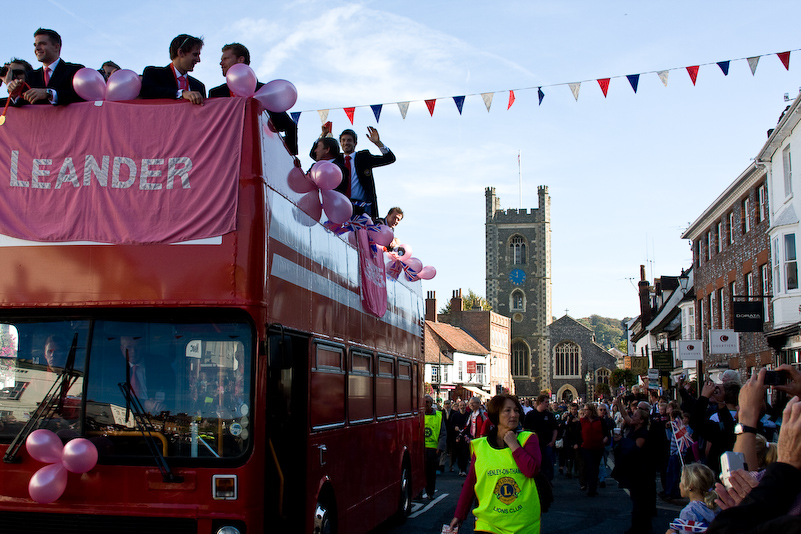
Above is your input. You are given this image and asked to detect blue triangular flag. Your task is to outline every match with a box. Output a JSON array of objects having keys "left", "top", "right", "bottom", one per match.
[
  {"left": 370, "top": 104, "right": 382, "bottom": 123},
  {"left": 626, "top": 74, "right": 640, "bottom": 93},
  {"left": 537, "top": 87, "right": 544, "bottom": 106},
  {"left": 290, "top": 111, "right": 301, "bottom": 124},
  {"left": 717, "top": 61, "right": 730, "bottom": 76},
  {"left": 453, "top": 96, "right": 465, "bottom": 115}
]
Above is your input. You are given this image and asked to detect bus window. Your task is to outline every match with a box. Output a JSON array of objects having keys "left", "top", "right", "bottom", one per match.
[
  {"left": 397, "top": 359, "right": 412, "bottom": 415},
  {"left": 348, "top": 351, "right": 373, "bottom": 424},
  {"left": 376, "top": 356, "right": 395, "bottom": 419},
  {"left": 310, "top": 344, "right": 345, "bottom": 430}
]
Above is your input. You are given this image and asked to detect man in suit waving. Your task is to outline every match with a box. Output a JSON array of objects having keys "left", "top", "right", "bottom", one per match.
[
  {"left": 334, "top": 126, "right": 396, "bottom": 220},
  {"left": 8, "top": 28, "right": 84, "bottom": 105},
  {"left": 140, "top": 34, "right": 206, "bottom": 105}
]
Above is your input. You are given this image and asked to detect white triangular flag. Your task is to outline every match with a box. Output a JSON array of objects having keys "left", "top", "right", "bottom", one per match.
[
  {"left": 481, "top": 92, "right": 493, "bottom": 112},
  {"left": 318, "top": 109, "right": 329, "bottom": 123},
  {"left": 397, "top": 101, "right": 410, "bottom": 119},
  {"left": 657, "top": 70, "right": 669, "bottom": 87},
  {"left": 568, "top": 83, "right": 581, "bottom": 101},
  {"left": 747, "top": 56, "right": 760, "bottom": 76}
]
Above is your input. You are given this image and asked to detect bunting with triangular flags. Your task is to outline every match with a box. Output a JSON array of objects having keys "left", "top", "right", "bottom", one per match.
[
  {"left": 425, "top": 99, "right": 436, "bottom": 116},
  {"left": 537, "top": 87, "right": 544, "bottom": 105},
  {"left": 626, "top": 74, "right": 639, "bottom": 93},
  {"left": 344, "top": 107, "right": 355, "bottom": 124},
  {"left": 371, "top": 104, "right": 382, "bottom": 122},
  {"left": 453, "top": 96, "right": 465, "bottom": 115},
  {"left": 657, "top": 70, "right": 669, "bottom": 87},
  {"left": 778, "top": 51, "right": 791, "bottom": 70},
  {"left": 481, "top": 92, "right": 493, "bottom": 112},
  {"left": 397, "top": 102, "right": 409, "bottom": 119},
  {"left": 507, "top": 90, "right": 515, "bottom": 109},
  {"left": 597, "top": 78, "right": 610, "bottom": 97},
  {"left": 318, "top": 109, "right": 329, "bottom": 123},
  {"left": 686, "top": 66, "right": 699, "bottom": 86},
  {"left": 717, "top": 61, "right": 730, "bottom": 76},
  {"left": 569, "top": 83, "right": 581, "bottom": 101},
  {"left": 290, "top": 111, "right": 301, "bottom": 124},
  {"left": 747, "top": 56, "right": 760, "bottom": 75}
]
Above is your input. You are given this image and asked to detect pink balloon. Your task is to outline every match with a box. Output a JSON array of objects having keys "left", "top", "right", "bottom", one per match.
[
  {"left": 405, "top": 257, "right": 423, "bottom": 275},
  {"left": 369, "top": 225, "right": 393, "bottom": 247},
  {"left": 321, "top": 189, "right": 353, "bottom": 224},
  {"left": 254, "top": 79, "right": 298, "bottom": 112},
  {"left": 287, "top": 167, "right": 316, "bottom": 193},
  {"left": 396, "top": 244, "right": 413, "bottom": 263},
  {"left": 418, "top": 266, "right": 437, "bottom": 280},
  {"left": 62, "top": 438, "right": 98, "bottom": 474},
  {"left": 297, "top": 191, "right": 322, "bottom": 222},
  {"left": 310, "top": 161, "right": 343, "bottom": 190},
  {"left": 29, "top": 463, "right": 68, "bottom": 504},
  {"left": 26, "top": 429, "right": 63, "bottom": 464},
  {"left": 105, "top": 69, "right": 141, "bottom": 101},
  {"left": 226, "top": 63, "right": 257, "bottom": 97},
  {"left": 73, "top": 67, "right": 106, "bottom": 101}
]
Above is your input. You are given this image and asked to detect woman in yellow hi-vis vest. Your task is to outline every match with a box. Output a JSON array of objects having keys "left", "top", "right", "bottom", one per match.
[{"left": 449, "top": 394, "right": 542, "bottom": 534}]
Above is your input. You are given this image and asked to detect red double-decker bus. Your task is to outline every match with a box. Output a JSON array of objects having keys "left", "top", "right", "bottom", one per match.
[{"left": 0, "top": 98, "right": 424, "bottom": 533}]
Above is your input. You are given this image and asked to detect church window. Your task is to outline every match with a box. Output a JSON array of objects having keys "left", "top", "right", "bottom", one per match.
[
  {"left": 511, "top": 290, "right": 524, "bottom": 311},
  {"left": 510, "top": 236, "right": 526, "bottom": 265},
  {"left": 511, "top": 341, "right": 529, "bottom": 376},
  {"left": 554, "top": 342, "right": 580, "bottom": 377}
]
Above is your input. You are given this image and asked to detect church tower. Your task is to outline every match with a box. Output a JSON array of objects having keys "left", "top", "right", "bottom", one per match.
[{"left": 485, "top": 186, "right": 552, "bottom": 396}]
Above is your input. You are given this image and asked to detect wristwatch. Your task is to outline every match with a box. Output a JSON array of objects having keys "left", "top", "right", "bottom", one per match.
[{"left": 734, "top": 423, "right": 758, "bottom": 435}]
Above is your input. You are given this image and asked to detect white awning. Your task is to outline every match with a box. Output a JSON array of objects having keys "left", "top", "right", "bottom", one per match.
[{"left": 462, "top": 385, "right": 492, "bottom": 401}]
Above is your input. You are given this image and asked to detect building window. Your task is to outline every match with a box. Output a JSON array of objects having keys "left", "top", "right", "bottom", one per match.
[
  {"left": 746, "top": 271, "right": 753, "bottom": 297},
  {"left": 596, "top": 368, "right": 610, "bottom": 385},
  {"left": 757, "top": 183, "right": 767, "bottom": 223},
  {"left": 476, "top": 363, "right": 486, "bottom": 384},
  {"left": 762, "top": 264, "right": 770, "bottom": 321},
  {"left": 510, "top": 235, "right": 526, "bottom": 265},
  {"left": 785, "top": 233, "right": 798, "bottom": 291},
  {"left": 554, "top": 342, "right": 580, "bottom": 377},
  {"left": 774, "top": 237, "right": 782, "bottom": 294},
  {"left": 458, "top": 360, "right": 463, "bottom": 381},
  {"left": 716, "top": 222, "right": 723, "bottom": 252},
  {"left": 682, "top": 303, "right": 695, "bottom": 340},
  {"left": 431, "top": 365, "right": 439, "bottom": 383},
  {"left": 783, "top": 145, "right": 792, "bottom": 198},
  {"left": 511, "top": 341, "right": 529, "bottom": 377},
  {"left": 742, "top": 198, "right": 750, "bottom": 233},
  {"left": 719, "top": 287, "right": 726, "bottom": 328},
  {"left": 698, "top": 298, "right": 705, "bottom": 332},
  {"left": 511, "top": 290, "right": 524, "bottom": 311},
  {"left": 728, "top": 212, "right": 735, "bottom": 244},
  {"left": 710, "top": 292, "right": 716, "bottom": 328},
  {"left": 706, "top": 232, "right": 712, "bottom": 260}
]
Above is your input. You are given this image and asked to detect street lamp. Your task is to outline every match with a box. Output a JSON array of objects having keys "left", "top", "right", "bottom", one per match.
[{"left": 679, "top": 268, "right": 690, "bottom": 294}]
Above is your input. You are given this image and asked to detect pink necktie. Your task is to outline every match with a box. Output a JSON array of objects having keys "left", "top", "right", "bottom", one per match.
[
  {"left": 178, "top": 75, "right": 188, "bottom": 91},
  {"left": 344, "top": 155, "right": 352, "bottom": 196},
  {"left": 43, "top": 67, "right": 50, "bottom": 86}
]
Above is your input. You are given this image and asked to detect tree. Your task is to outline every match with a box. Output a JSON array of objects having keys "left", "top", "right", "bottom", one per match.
[
  {"left": 616, "top": 339, "right": 628, "bottom": 353},
  {"left": 439, "top": 288, "right": 491, "bottom": 314},
  {"left": 610, "top": 368, "right": 635, "bottom": 390}
]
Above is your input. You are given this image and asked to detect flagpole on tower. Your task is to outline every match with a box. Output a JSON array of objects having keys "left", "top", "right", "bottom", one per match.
[{"left": 518, "top": 150, "right": 522, "bottom": 208}]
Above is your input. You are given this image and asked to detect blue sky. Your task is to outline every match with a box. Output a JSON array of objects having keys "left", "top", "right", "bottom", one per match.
[{"left": 5, "top": 0, "right": 801, "bottom": 319}]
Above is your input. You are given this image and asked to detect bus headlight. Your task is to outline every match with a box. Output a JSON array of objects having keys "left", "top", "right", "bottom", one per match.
[{"left": 215, "top": 527, "right": 241, "bottom": 534}]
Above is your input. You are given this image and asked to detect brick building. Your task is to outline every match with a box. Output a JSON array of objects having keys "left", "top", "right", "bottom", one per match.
[
  {"left": 681, "top": 161, "right": 773, "bottom": 377},
  {"left": 485, "top": 186, "right": 552, "bottom": 396}
]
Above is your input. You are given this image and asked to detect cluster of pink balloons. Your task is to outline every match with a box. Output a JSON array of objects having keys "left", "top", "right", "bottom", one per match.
[
  {"left": 386, "top": 245, "right": 436, "bottom": 281},
  {"left": 26, "top": 429, "right": 98, "bottom": 504},
  {"left": 72, "top": 68, "right": 141, "bottom": 102},
  {"left": 286, "top": 163, "right": 352, "bottom": 224},
  {"left": 226, "top": 64, "right": 297, "bottom": 112}
]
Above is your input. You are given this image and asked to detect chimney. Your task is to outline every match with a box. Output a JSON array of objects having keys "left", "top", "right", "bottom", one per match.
[
  {"left": 451, "top": 289, "right": 463, "bottom": 315},
  {"left": 638, "top": 265, "right": 653, "bottom": 326},
  {"left": 425, "top": 291, "right": 437, "bottom": 322}
]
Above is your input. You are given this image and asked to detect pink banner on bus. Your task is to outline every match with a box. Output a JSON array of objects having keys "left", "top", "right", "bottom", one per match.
[
  {"left": 0, "top": 98, "right": 246, "bottom": 244},
  {"left": 356, "top": 229, "right": 387, "bottom": 317}
]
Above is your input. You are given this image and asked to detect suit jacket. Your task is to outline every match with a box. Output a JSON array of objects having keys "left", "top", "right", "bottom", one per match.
[
  {"left": 209, "top": 81, "right": 298, "bottom": 155},
  {"left": 24, "top": 59, "right": 85, "bottom": 105},
  {"left": 140, "top": 65, "right": 205, "bottom": 100},
  {"left": 334, "top": 148, "right": 396, "bottom": 219}
]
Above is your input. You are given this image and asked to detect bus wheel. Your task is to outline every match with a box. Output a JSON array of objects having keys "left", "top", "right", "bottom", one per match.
[
  {"left": 395, "top": 465, "right": 412, "bottom": 523},
  {"left": 314, "top": 501, "right": 336, "bottom": 534}
]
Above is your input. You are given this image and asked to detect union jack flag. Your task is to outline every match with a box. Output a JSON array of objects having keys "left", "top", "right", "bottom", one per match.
[
  {"left": 669, "top": 519, "right": 708, "bottom": 532},
  {"left": 671, "top": 419, "right": 694, "bottom": 455}
]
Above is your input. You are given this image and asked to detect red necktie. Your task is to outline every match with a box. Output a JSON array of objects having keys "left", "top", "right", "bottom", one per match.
[
  {"left": 178, "top": 75, "right": 188, "bottom": 91},
  {"left": 43, "top": 67, "right": 50, "bottom": 86},
  {"left": 344, "top": 155, "right": 352, "bottom": 196}
]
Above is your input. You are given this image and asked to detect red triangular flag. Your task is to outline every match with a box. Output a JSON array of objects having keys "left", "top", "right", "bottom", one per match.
[
  {"left": 686, "top": 66, "right": 699, "bottom": 86},
  {"left": 597, "top": 78, "right": 610, "bottom": 97},
  {"left": 425, "top": 99, "right": 436, "bottom": 116},
  {"left": 507, "top": 90, "right": 516, "bottom": 110},
  {"left": 778, "top": 51, "right": 791, "bottom": 71},
  {"left": 344, "top": 107, "right": 355, "bottom": 124}
]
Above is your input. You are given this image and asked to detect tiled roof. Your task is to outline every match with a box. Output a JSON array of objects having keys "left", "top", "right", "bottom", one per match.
[
  {"left": 426, "top": 320, "right": 489, "bottom": 357},
  {"left": 424, "top": 325, "right": 454, "bottom": 364}
]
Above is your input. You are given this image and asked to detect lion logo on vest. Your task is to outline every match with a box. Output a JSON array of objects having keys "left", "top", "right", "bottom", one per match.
[
  {"left": 425, "top": 427, "right": 433, "bottom": 439},
  {"left": 493, "top": 476, "right": 521, "bottom": 505}
]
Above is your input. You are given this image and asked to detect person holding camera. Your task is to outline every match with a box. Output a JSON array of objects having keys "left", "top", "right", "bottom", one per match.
[{"left": 0, "top": 58, "right": 32, "bottom": 107}]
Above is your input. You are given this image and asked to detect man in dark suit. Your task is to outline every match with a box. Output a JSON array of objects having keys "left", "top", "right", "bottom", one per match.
[
  {"left": 334, "top": 126, "right": 396, "bottom": 219},
  {"left": 7, "top": 28, "right": 83, "bottom": 105},
  {"left": 140, "top": 34, "right": 205, "bottom": 105},
  {"left": 208, "top": 42, "right": 298, "bottom": 154}
]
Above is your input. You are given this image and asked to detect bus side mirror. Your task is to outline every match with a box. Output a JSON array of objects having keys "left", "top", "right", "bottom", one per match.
[{"left": 267, "top": 334, "right": 293, "bottom": 370}]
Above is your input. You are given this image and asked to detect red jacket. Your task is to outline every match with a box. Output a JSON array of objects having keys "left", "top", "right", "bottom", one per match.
[{"left": 579, "top": 417, "right": 605, "bottom": 450}]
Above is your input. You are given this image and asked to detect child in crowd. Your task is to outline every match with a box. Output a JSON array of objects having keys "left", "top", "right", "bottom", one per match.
[{"left": 666, "top": 463, "right": 718, "bottom": 533}]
